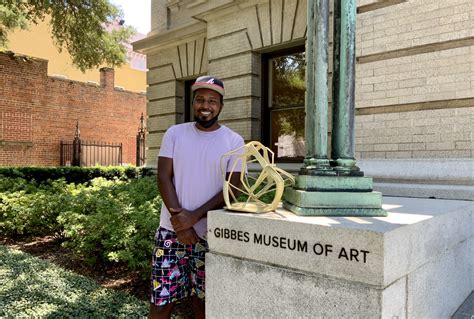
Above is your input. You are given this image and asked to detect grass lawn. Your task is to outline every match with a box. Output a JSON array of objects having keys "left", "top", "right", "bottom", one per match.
[{"left": 0, "top": 245, "right": 148, "bottom": 318}]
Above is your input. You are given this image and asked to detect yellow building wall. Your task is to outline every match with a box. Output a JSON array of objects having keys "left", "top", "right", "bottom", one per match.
[{"left": 6, "top": 19, "right": 146, "bottom": 93}]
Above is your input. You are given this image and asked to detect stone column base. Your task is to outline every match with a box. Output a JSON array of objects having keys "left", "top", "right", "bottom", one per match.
[{"left": 283, "top": 175, "right": 387, "bottom": 216}]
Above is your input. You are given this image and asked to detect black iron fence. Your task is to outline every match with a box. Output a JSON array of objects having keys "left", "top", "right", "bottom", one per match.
[
  {"left": 60, "top": 121, "right": 122, "bottom": 167},
  {"left": 136, "top": 113, "right": 145, "bottom": 166},
  {"left": 61, "top": 116, "right": 145, "bottom": 167},
  {"left": 60, "top": 140, "right": 122, "bottom": 167}
]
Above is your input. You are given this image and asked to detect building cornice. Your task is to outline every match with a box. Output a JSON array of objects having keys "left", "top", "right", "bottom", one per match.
[
  {"left": 133, "top": 0, "right": 270, "bottom": 54},
  {"left": 132, "top": 21, "right": 207, "bottom": 54},
  {"left": 190, "top": 0, "right": 238, "bottom": 22}
]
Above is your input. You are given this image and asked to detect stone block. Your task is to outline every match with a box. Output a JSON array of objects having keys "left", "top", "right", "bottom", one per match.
[
  {"left": 147, "top": 131, "right": 165, "bottom": 149},
  {"left": 219, "top": 98, "right": 257, "bottom": 121},
  {"left": 271, "top": 0, "right": 283, "bottom": 45},
  {"left": 398, "top": 143, "right": 425, "bottom": 151},
  {"left": 207, "top": 196, "right": 473, "bottom": 318},
  {"left": 426, "top": 141, "right": 455, "bottom": 150},
  {"left": 147, "top": 98, "right": 183, "bottom": 116},
  {"left": 381, "top": 276, "right": 406, "bottom": 319},
  {"left": 147, "top": 82, "right": 178, "bottom": 100},
  {"left": 219, "top": 120, "right": 254, "bottom": 141},
  {"left": 207, "top": 31, "right": 251, "bottom": 60},
  {"left": 208, "top": 53, "right": 257, "bottom": 78},
  {"left": 208, "top": 209, "right": 386, "bottom": 286},
  {"left": 206, "top": 253, "right": 382, "bottom": 319},
  {"left": 373, "top": 143, "right": 399, "bottom": 151},
  {"left": 456, "top": 141, "right": 474, "bottom": 150},
  {"left": 147, "top": 65, "right": 175, "bottom": 84},
  {"left": 284, "top": 188, "right": 383, "bottom": 209},
  {"left": 292, "top": 0, "right": 307, "bottom": 39},
  {"left": 387, "top": 151, "right": 413, "bottom": 159},
  {"left": 381, "top": 198, "right": 472, "bottom": 286},
  {"left": 147, "top": 114, "right": 176, "bottom": 132},
  {"left": 146, "top": 148, "right": 158, "bottom": 167},
  {"left": 207, "top": 11, "right": 246, "bottom": 40},
  {"left": 406, "top": 240, "right": 472, "bottom": 318},
  {"left": 223, "top": 75, "right": 260, "bottom": 100},
  {"left": 295, "top": 175, "right": 374, "bottom": 191}
]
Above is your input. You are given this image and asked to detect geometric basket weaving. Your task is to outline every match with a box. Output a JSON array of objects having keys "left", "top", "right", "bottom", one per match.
[{"left": 221, "top": 141, "right": 295, "bottom": 213}]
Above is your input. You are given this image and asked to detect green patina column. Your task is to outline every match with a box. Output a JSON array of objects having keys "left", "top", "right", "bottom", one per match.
[
  {"left": 332, "top": 0, "right": 359, "bottom": 174},
  {"left": 302, "top": 0, "right": 333, "bottom": 174},
  {"left": 283, "top": 0, "right": 386, "bottom": 217}
]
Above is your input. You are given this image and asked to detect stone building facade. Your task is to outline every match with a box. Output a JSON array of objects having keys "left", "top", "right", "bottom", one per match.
[{"left": 134, "top": 0, "right": 473, "bottom": 198}]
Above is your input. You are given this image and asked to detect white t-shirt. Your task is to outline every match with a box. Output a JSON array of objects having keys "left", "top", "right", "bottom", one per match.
[{"left": 158, "top": 122, "right": 244, "bottom": 239}]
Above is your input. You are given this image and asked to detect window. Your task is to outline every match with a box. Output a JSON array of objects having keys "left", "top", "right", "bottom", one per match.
[{"left": 263, "top": 47, "right": 306, "bottom": 162}]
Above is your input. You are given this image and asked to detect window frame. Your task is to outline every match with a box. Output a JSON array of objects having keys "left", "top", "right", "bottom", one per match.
[
  {"left": 184, "top": 79, "right": 195, "bottom": 122},
  {"left": 261, "top": 45, "right": 306, "bottom": 163}
]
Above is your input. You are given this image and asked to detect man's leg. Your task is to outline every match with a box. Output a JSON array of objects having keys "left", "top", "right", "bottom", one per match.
[
  {"left": 192, "top": 296, "right": 205, "bottom": 319},
  {"left": 190, "top": 239, "right": 208, "bottom": 319},
  {"left": 150, "top": 227, "right": 190, "bottom": 319},
  {"left": 148, "top": 303, "right": 175, "bottom": 319}
]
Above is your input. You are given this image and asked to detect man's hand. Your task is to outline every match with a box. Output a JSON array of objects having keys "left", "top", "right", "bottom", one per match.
[
  {"left": 169, "top": 208, "right": 198, "bottom": 232},
  {"left": 176, "top": 228, "right": 199, "bottom": 245}
]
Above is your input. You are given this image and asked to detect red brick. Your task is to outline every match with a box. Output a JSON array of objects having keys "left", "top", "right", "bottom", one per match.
[{"left": 0, "top": 52, "right": 146, "bottom": 166}]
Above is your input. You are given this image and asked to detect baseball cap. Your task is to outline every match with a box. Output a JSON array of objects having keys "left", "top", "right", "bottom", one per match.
[{"left": 191, "top": 76, "right": 225, "bottom": 97}]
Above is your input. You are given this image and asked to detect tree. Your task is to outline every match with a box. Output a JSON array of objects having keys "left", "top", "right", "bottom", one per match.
[
  {"left": 272, "top": 53, "right": 306, "bottom": 138},
  {"left": 0, "top": 0, "right": 135, "bottom": 72}
]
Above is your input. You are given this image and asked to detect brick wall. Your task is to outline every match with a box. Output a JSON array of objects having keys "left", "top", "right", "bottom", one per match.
[{"left": 0, "top": 52, "right": 146, "bottom": 166}]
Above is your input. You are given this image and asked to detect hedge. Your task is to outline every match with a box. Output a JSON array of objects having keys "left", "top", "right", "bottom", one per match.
[
  {"left": 0, "top": 166, "right": 154, "bottom": 184},
  {"left": 1, "top": 176, "right": 161, "bottom": 275}
]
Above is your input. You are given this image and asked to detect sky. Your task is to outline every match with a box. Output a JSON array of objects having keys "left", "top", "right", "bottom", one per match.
[{"left": 110, "top": 0, "right": 151, "bottom": 35}]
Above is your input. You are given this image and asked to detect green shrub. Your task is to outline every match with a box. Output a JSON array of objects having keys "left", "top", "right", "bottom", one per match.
[
  {"left": 1, "top": 176, "right": 161, "bottom": 276},
  {"left": 0, "top": 179, "right": 73, "bottom": 236},
  {"left": 0, "top": 166, "right": 153, "bottom": 184},
  {"left": 0, "top": 177, "right": 33, "bottom": 193},
  {"left": 57, "top": 177, "right": 161, "bottom": 273}
]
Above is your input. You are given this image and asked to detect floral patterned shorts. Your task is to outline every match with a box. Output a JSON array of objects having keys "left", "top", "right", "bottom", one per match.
[{"left": 150, "top": 227, "right": 208, "bottom": 306}]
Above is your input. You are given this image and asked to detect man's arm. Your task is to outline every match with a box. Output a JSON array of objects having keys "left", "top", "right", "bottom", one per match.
[
  {"left": 170, "top": 172, "right": 241, "bottom": 232},
  {"left": 158, "top": 156, "right": 199, "bottom": 244}
]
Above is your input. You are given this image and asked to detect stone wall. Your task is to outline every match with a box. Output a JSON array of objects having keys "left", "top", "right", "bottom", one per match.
[
  {"left": 355, "top": 108, "right": 473, "bottom": 159},
  {"left": 138, "top": 0, "right": 474, "bottom": 167},
  {"left": 144, "top": 21, "right": 207, "bottom": 163},
  {"left": 0, "top": 52, "right": 146, "bottom": 166},
  {"left": 354, "top": 0, "right": 474, "bottom": 158},
  {"left": 141, "top": 0, "right": 309, "bottom": 168}
]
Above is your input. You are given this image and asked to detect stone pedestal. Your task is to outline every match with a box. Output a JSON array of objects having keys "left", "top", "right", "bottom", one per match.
[
  {"left": 206, "top": 197, "right": 473, "bottom": 318},
  {"left": 284, "top": 175, "right": 386, "bottom": 216}
]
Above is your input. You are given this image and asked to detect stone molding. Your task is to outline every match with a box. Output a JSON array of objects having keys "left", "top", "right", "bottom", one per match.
[{"left": 133, "top": 21, "right": 207, "bottom": 54}]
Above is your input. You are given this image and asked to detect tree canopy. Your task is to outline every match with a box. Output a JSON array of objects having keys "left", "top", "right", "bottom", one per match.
[{"left": 0, "top": 0, "right": 135, "bottom": 71}]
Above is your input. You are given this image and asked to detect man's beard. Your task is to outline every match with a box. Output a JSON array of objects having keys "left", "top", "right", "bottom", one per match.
[{"left": 194, "top": 114, "right": 219, "bottom": 129}]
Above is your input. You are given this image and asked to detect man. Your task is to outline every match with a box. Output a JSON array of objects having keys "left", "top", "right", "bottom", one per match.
[{"left": 149, "top": 76, "right": 244, "bottom": 319}]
